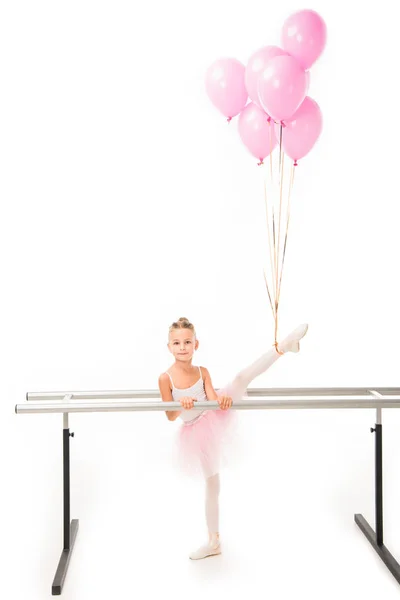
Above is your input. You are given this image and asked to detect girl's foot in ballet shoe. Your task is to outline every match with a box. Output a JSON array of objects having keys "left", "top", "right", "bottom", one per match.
[
  {"left": 189, "top": 539, "right": 221, "bottom": 560},
  {"left": 277, "top": 323, "right": 309, "bottom": 354}
]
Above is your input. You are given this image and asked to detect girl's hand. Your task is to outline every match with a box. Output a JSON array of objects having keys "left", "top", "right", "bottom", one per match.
[
  {"left": 180, "top": 396, "right": 196, "bottom": 410},
  {"left": 217, "top": 395, "right": 232, "bottom": 410}
]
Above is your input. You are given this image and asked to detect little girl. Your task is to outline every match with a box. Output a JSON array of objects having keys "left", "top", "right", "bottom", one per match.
[{"left": 158, "top": 317, "right": 308, "bottom": 561}]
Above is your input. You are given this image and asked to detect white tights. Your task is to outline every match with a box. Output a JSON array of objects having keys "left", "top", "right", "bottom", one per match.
[
  {"left": 204, "top": 344, "right": 282, "bottom": 537},
  {"left": 205, "top": 473, "right": 220, "bottom": 534}
]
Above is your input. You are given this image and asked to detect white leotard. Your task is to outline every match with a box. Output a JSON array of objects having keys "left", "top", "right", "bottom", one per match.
[{"left": 165, "top": 366, "right": 208, "bottom": 424}]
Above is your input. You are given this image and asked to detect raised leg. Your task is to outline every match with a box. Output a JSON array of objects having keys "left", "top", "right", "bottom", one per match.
[{"left": 229, "top": 324, "right": 309, "bottom": 398}]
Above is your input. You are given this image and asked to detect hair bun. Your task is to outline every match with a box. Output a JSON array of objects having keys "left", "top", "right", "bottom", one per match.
[{"left": 169, "top": 317, "right": 196, "bottom": 338}]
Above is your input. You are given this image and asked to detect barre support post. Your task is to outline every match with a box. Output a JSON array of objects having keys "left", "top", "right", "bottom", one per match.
[
  {"left": 355, "top": 406, "right": 400, "bottom": 584},
  {"left": 52, "top": 412, "right": 79, "bottom": 595}
]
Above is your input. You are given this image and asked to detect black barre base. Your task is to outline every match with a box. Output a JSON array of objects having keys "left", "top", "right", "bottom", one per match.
[
  {"left": 355, "top": 514, "right": 400, "bottom": 584},
  {"left": 46, "top": 412, "right": 400, "bottom": 593},
  {"left": 52, "top": 519, "right": 79, "bottom": 595}
]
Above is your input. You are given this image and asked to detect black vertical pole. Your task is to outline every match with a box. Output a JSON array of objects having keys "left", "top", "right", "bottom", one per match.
[
  {"left": 375, "top": 423, "right": 383, "bottom": 546},
  {"left": 63, "top": 428, "right": 70, "bottom": 550},
  {"left": 354, "top": 408, "right": 400, "bottom": 584},
  {"left": 53, "top": 421, "right": 78, "bottom": 595}
]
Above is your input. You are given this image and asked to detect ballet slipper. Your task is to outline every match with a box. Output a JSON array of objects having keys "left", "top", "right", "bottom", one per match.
[
  {"left": 189, "top": 539, "right": 221, "bottom": 560},
  {"left": 277, "top": 323, "right": 309, "bottom": 354}
]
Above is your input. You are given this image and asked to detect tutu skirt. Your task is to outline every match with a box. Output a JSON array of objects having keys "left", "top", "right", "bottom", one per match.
[{"left": 173, "top": 381, "right": 246, "bottom": 479}]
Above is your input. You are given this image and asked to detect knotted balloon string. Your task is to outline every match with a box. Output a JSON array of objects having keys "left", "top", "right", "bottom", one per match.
[
  {"left": 274, "top": 341, "right": 284, "bottom": 356},
  {"left": 257, "top": 159, "right": 264, "bottom": 166}
]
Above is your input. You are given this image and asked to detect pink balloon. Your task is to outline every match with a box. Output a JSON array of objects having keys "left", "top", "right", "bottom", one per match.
[
  {"left": 277, "top": 96, "right": 323, "bottom": 162},
  {"left": 205, "top": 58, "right": 248, "bottom": 120},
  {"left": 238, "top": 102, "right": 277, "bottom": 163},
  {"left": 281, "top": 10, "right": 327, "bottom": 70},
  {"left": 305, "top": 70, "right": 310, "bottom": 94},
  {"left": 258, "top": 55, "right": 307, "bottom": 123},
  {"left": 245, "top": 46, "right": 288, "bottom": 106}
]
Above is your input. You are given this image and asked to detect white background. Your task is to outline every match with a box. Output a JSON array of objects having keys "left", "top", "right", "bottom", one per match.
[{"left": 1, "top": 0, "right": 400, "bottom": 598}]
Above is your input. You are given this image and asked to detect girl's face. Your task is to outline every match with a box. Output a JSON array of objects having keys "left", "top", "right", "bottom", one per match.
[{"left": 168, "top": 328, "right": 199, "bottom": 362}]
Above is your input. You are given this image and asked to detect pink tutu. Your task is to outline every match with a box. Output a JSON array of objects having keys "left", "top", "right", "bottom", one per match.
[{"left": 173, "top": 382, "right": 246, "bottom": 479}]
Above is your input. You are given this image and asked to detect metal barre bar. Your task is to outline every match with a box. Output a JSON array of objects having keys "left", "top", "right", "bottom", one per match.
[
  {"left": 15, "top": 396, "right": 400, "bottom": 414},
  {"left": 25, "top": 387, "right": 400, "bottom": 402}
]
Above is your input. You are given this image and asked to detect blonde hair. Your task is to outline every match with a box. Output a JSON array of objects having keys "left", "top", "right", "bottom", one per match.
[{"left": 168, "top": 317, "right": 196, "bottom": 339}]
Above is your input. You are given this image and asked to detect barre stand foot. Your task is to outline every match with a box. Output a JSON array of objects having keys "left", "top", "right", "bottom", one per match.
[
  {"left": 355, "top": 418, "right": 400, "bottom": 585},
  {"left": 52, "top": 519, "right": 79, "bottom": 595},
  {"left": 354, "top": 514, "right": 400, "bottom": 584}
]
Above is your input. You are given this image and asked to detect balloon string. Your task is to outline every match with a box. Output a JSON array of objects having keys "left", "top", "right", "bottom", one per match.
[
  {"left": 277, "top": 162, "right": 296, "bottom": 307},
  {"left": 278, "top": 124, "right": 283, "bottom": 176},
  {"left": 272, "top": 201, "right": 277, "bottom": 334},
  {"left": 262, "top": 166, "right": 277, "bottom": 320},
  {"left": 268, "top": 119, "right": 275, "bottom": 324},
  {"left": 263, "top": 268, "right": 275, "bottom": 319},
  {"left": 274, "top": 125, "right": 284, "bottom": 345},
  {"left": 269, "top": 120, "right": 273, "bottom": 185},
  {"left": 277, "top": 125, "right": 285, "bottom": 283}
]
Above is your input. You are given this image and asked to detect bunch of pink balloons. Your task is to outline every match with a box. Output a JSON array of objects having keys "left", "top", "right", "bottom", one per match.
[{"left": 205, "top": 9, "right": 326, "bottom": 165}]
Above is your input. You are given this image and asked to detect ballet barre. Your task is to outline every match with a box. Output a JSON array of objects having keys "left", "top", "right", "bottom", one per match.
[{"left": 15, "top": 387, "right": 400, "bottom": 594}]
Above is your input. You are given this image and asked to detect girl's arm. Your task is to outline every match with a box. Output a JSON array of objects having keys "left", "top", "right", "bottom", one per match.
[
  {"left": 202, "top": 367, "right": 232, "bottom": 410},
  {"left": 158, "top": 373, "right": 182, "bottom": 421},
  {"left": 201, "top": 367, "right": 219, "bottom": 401}
]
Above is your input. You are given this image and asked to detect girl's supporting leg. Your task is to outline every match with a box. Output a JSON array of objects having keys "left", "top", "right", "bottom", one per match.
[
  {"left": 189, "top": 472, "right": 222, "bottom": 560},
  {"left": 205, "top": 473, "right": 220, "bottom": 538}
]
